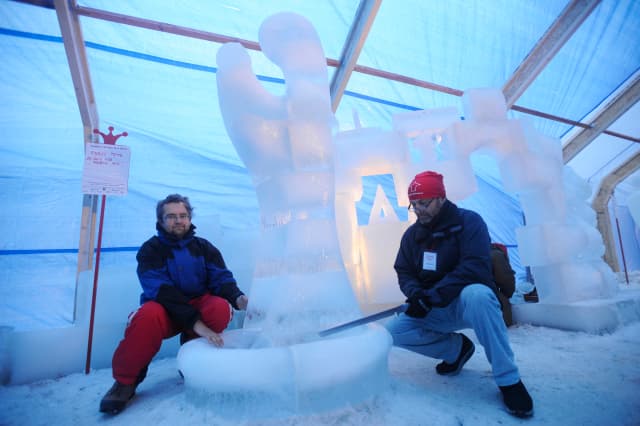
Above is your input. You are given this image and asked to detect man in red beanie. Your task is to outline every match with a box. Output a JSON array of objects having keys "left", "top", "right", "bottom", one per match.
[{"left": 386, "top": 171, "right": 533, "bottom": 418}]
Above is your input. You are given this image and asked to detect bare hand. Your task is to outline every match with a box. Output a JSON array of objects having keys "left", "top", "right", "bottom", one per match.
[
  {"left": 236, "top": 295, "right": 249, "bottom": 310},
  {"left": 193, "top": 320, "right": 224, "bottom": 347}
]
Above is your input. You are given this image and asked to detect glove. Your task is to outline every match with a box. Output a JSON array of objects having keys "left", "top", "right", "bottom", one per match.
[{"left": 405, "top": 293, "right": 432, "bottom": 318}]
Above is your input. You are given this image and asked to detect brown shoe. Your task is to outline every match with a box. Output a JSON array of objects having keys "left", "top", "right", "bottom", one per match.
[
  {"left": 524, "top": 288, "right": 538, "bottom": 303},
  {"left": 99, "top": 381, "right": 136, "bottom": 414}
]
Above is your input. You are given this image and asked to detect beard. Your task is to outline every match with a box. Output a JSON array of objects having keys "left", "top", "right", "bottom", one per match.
[
  {"left": 417, "top": 213, "right": 435, "bottom": 225},
  {"left": 167, "top": 224, "right": 188, "bottom": 239}
]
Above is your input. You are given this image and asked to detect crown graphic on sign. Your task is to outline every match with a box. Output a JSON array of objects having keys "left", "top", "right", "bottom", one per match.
[{"left": 93, "top": 126, "right": 128, "bottom": 145}]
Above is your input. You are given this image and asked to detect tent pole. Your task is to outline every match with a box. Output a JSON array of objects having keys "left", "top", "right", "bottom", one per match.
[
  {"left": 85, "top": 195, "right": 106, "bottom": 374},
  {"left": 613, "top": 198, "right": 630, "bottom": 285},
  {"left": 54, "top": 0, "right": 101, "bottom": 326}
]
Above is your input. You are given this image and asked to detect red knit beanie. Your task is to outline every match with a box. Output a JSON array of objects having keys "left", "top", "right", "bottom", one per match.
[{"left": 408, "top": 171, "right": 446, "bottom": 201}]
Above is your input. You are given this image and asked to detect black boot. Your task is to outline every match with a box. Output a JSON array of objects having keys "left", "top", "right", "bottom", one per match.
[
  {"left": 436, "top": 334, "right": 475, "bottom": 376},
  {"left": 500, "top": 380, "right": 534, "bottom": 418},
  {"left": 136, "top": 365, "right": 148, "bottom": 386},
  {"left": 99, "top": 381, "right": 137, "bottom": 414}
]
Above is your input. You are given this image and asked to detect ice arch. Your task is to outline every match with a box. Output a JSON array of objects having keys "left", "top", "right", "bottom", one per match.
[{"left": 178, "top": 12, "right": 391, "bottom": 415}]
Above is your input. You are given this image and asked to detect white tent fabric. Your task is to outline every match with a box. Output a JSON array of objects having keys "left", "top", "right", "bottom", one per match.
[{"left": 0, "top": 0, "right": 639, "bottom": 332}]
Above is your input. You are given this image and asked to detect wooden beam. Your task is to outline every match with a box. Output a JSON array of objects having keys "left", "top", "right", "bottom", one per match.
[
  {"left": 54, "top": 0, "right": 100, "bottom": 284},
  {"left": 502, "top": 0, "right": 601, "bottom": 108},
  {"left": 75, "top": 4, "right": 262, "bottom": 52},
  {"left": 55, "top": 0, "right": 98, "bottom": 131},
  {"left": 563, "top": 73, "right": 640, "bottom": 163},
  {"left": 353, "top": 64, "right": 464, "bottom": 96},
  {"left": 66, "top": 3, "right": 638, "bottom": 145},
  {"left": 329, "top": 0, "right": 381, "bottom": 112},
  {"left": 592, "top": 151, "right": 640, "bottom": 271}
]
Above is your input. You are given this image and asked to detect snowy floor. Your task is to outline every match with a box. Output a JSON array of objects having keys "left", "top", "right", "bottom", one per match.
[{"left": 1, "top": 318, "right": 639, "bottom": 426}]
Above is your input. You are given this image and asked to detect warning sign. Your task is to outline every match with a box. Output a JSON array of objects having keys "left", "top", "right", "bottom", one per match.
[{"left": 81, "top": 142, "right": 131, "bottom": 196}]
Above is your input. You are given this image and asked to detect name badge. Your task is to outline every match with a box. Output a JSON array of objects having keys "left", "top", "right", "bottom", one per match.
[{"left": 423, "top": 251, "right": 437, "bottom": 271}]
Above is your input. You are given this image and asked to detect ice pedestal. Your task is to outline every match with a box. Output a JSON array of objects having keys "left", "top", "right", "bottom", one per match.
[
  {"left": 513, "top": 285, "right": 640, "bottom": 333},
  {"left": 177, "top": 324, "right": 392, "bottom": 417}
]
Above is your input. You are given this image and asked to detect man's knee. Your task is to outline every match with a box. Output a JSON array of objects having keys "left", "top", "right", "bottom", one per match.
[
  {"left": 126, "top": 301, "right": 173, "bottom": 336},
  {"left": 461, "top": 284, "right": 501, "bottom": 316},
  {"left": 385, "top": 315, "right": 423, "bottom": 346},
  {"left": 199, "top": 295, "right": 232, "bottom": 333},
  {"left": 463, "top": 284, "right": 497, "bottom": 303}
]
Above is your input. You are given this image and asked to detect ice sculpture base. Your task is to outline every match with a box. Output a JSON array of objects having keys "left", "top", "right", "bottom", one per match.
[
  {"left": 177, "top": 323, "right": 392, "bottom": 418},
  {"left": 513, "top": 286, "right": 640, "bottom": 333}
]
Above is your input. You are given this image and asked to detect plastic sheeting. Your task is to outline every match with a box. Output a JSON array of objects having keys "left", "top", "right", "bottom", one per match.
[{"left": 1, "top": 0, "right": 639, "bottom": 327}]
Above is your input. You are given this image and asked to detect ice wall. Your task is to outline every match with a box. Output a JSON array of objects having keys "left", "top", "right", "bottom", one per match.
[{"left": 215, "top": 13, "right": 359, "bottom": 343}]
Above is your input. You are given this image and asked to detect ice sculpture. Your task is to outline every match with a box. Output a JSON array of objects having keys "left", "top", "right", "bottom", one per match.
[
  {"left": 390, "top": 88, "right": 617, "bottom": 303},
  {"left": 177, "top": 12, "right": 391, "bottom": 415},
  {"left": 179, "top": 11, "right": 619, "bottom": 413},
  {"left": 215, "top": 13, "right": 360, "bottom": 340}
]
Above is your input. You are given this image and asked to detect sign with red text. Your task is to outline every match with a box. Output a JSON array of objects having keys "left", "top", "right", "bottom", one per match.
[{"left": 81, "top": 143, "right": 131, "bottom": 196}]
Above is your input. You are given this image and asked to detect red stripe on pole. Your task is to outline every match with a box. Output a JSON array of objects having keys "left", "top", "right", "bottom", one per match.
[
  {"left": 614, "top": 216, "right": 630, "bottom": 285},
  {"left": 85, "top": 194, "right": 106, "bottom": 374}
]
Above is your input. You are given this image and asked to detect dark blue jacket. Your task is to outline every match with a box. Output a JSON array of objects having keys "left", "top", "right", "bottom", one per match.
[
  {"left": 136, "top": 224, "right": 244, "bottom": 328},
  {"left": 394, "top": 200, "right": 496, "bottom": 307}
]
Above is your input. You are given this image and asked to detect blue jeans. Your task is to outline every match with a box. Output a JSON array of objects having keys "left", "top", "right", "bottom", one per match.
[{"left": 385, "top": 283, "right": 519, "bottom": 386}]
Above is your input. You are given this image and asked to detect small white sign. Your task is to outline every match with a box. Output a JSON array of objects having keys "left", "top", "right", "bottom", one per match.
[
  {"left": 423, "top": 251, "right": 437, "bottom": 271},
  {"left": 81, "top": 143, "right": 131, "bottom": 196}
]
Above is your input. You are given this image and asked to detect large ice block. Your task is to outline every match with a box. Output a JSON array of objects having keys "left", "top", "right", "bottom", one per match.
[
  {"left": 530, "top": 262, "right": 617, "bottom": 304},
  {"left": 177, "top": 324, "right": 392, "bottom": 417},
  {"left": 461, "top": 88, "right": 508, "bottom": 122},
  {"left": 516, "top": 223, "right": 591, "bottom": 266}
]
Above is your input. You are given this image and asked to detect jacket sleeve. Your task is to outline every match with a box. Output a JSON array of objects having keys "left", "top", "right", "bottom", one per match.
[
  {"left": 136, "top": 240, "right": 201, "bottom": 328},
  {"left": 199, "top": 238, "right": 245, "bottom": 309},
  {"left": 491, "top": 248, "right": 516, "bottom": 298},
  {"left": 425, "top": 212, "right": 493, "bottom": 307}
]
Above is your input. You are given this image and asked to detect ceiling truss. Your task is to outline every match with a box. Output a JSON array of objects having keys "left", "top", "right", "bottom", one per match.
[
  {"left": 329, "top": 0, "right": 381, "bottom": 113},
  {"left": 502, "top": 0, "right": 601, "bottom": 108}
]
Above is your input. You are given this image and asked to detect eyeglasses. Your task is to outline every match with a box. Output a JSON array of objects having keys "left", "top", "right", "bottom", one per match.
[
  {"left": 164, "top": 213, "right": 190, "bottom": 222},
  {"left": 409, "top": 198, "right": 437, "bottom": 212}
]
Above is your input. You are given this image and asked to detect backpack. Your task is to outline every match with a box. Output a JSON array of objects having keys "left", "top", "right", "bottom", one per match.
[{"left": 490, "top": 243, "right": 516, "bottom": 326}]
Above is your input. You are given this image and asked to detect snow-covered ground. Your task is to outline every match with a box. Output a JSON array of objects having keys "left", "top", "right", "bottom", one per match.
[{"left": 1, "top": 277, "right": 639, "bottom": 426}]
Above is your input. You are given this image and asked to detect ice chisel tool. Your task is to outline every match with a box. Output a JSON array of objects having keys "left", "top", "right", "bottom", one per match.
[{"left": 318, "top": 303, "right": 408, "bottom": 337}]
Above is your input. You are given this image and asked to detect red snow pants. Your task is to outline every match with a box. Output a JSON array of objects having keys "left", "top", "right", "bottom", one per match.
[{"left": 111, "top": 294, "right": 232, "bottom": 385}]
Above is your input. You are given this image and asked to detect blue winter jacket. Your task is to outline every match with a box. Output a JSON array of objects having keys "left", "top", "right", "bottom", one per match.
[
  {"left": 136, "top": 224, "right": 244, "bottom": 328},
  {"left": 394, "top": 200, "right": 496, "bottom": 307}
]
